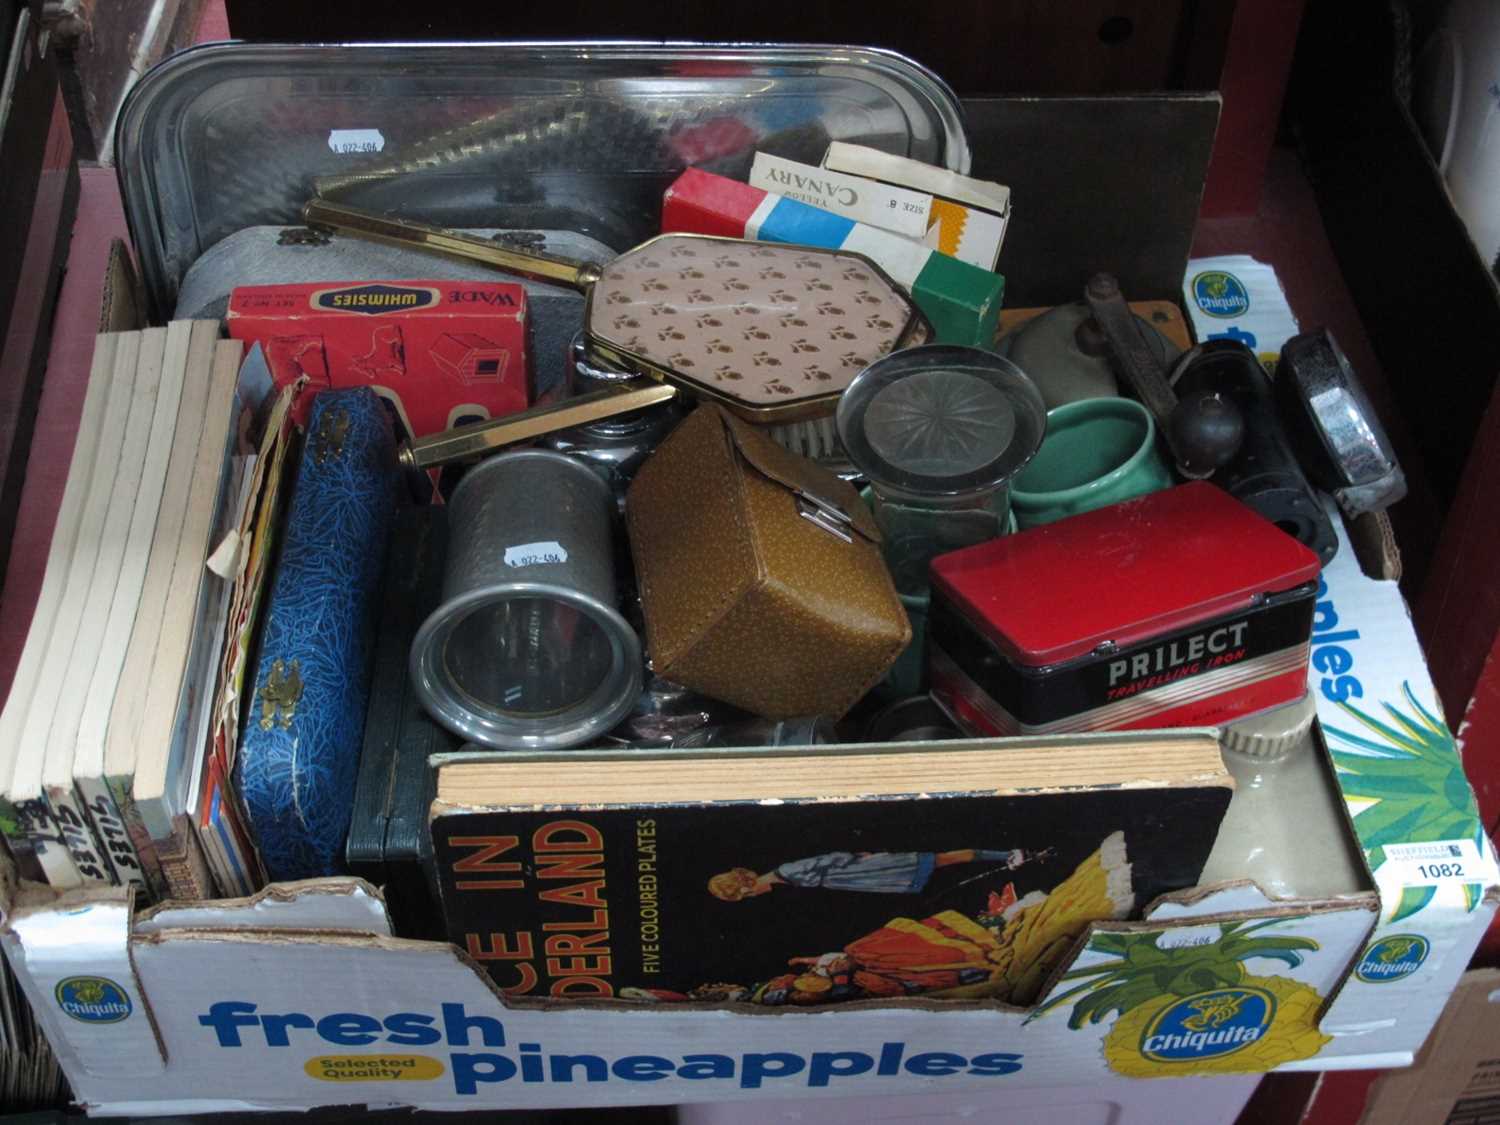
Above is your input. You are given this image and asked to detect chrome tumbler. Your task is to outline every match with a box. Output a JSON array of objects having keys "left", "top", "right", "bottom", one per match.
[
  {"left": 410, "top": 448, "right": 643, "bottom": 750},
  {"left": 541, "top": 332, "right": 683, "bottom": 500}
]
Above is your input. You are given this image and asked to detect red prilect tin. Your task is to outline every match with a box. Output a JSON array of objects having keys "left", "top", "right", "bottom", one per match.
[{"left": 928, "top": 482, "right": 1323, "bottom": 737}]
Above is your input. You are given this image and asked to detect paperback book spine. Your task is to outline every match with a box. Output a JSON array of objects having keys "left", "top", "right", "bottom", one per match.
[
  {"left": 42, "top": 787, "right": 116, "bottom": 886},
  {"left": 8, "top": 332, "right": 144, "bottom": 891},
  {"left": 104, "top": 774, "right": 168, "bottom": 901},
  {"left": 0, "top": 799, "right": 44, "bottom": 883},
  {"left": 74, "top": 777, "right": 148, "bottom": 891},
  {"left": 0, "top": 334, "right": 121, "bottom": 889},
  {"left": 7, "top": 800, "right": 78, "bottom": 887},
  {"left": 156, "top": 815, "right": 215, "bottom": 900},
  {"left": 196, "top": 758, "right": 262, "bottom": 898}
]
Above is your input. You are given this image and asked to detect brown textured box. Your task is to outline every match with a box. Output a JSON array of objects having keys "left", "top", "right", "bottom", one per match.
[{"left": 625, "top": 404, "right": 909, "bottom": 719}]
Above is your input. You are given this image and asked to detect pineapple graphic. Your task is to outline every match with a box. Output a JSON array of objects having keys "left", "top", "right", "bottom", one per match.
[
  {"left": 1324, "top": 683, "right": 1487, "bottom": 920},
  {"left": 1376, "top": 936, "right": 1419, "bottom": 963},
  {"left": 1036, "top": 920, "right": 1330, "bottom": 1076}
]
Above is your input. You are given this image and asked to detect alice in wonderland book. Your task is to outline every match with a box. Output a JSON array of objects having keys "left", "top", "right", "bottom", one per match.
[{"left": 430, "top": 734, "right": 1232, "bottom": 1007}]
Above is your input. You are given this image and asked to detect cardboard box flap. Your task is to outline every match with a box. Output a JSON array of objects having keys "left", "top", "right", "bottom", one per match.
[
  {"left": 0, "top": 882, "right": 1393, "bottom": 1113},
  {"left": 2, "top": 897, "right": 167, "bottom": 1079},
  {"left": 1145, "top": 882, "right": 1376, "bottom": 921},
  {"left": 135, "top": 877, "right": 392, "bottom": 936},
  {"left": 1310, "top": 502, "right": 1500, "bottom": 917},
  {"left": 1029, "top": 909, "right": 1375, "bottom": 1074}
]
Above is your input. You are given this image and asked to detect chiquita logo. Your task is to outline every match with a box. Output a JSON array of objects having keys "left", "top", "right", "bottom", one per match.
[
  {"left": 1138, "top": 986, "right": 1276, "bottom": 1063},
  {"left": 304, "top": 1054, "right": 446, "bottom": 1082},
  {"left": 1191, "top": 271, "right": 1250, "bottom": 319},
  {"left": 55, "top": 976, "right": 132, "bottom": 1024},
  {"left": 1354, "top": 934, "right": 1429, "bottom": 983},
  {"left": 310, "top": 283, "right": 439, "bottom": 315}
]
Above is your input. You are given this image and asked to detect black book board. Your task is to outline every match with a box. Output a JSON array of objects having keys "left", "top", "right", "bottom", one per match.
[{"left": 346, "top": 504, "right": 457, "bottom": 938}]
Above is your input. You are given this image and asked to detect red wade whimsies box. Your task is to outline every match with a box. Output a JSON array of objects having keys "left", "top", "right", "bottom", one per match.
[
  {"left": 928, "top": 482, "right": 1322, "bottom": 736},
  {"left": 227, "top": 280, "right": 529, "bottom": 439}
]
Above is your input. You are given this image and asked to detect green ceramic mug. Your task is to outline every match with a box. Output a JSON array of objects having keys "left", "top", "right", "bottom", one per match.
[{"left": 1011, "top": 397, "right": 1175, "bottom": 528}]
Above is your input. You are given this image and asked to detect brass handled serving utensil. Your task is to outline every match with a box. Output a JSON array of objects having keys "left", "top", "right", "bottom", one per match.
[
  {"left": 303, "top": 199, "right": 931, "bottom": 469},
  {"left": 404, "top": 381, "right": 678, "bottom": 468}
]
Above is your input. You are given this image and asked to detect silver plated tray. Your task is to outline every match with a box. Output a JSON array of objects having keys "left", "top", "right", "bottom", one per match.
[{"left": 116, "top": 41, "right": 970, "bottom": 319}]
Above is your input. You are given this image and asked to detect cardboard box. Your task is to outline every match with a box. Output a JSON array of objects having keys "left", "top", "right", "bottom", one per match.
[
  {"left": 7, "top": 69, "right": 1496, "bottom": 1115},
  {"left": 226, "top": 280, "right": 529, "bottom": 440},
  {"left": 821, "top": 141, "right": 1011, "bottom": 271},
  {"left": 0, "top": 484, "right": 1495, "bottom": 1116},
  {"left": 748, "top": 152, "right": 934, "bottom": 241},
  {"left": 1358, "top": 969, "right": 1500, "bottom": 1125},
  {"left": 1274, "top": 505, "right": 1500, "bottom": 1071},
  {"left": 1180, "top": 254, "right": 1300, "bottom": 373},
  {"left": 0, "top": 865, "right": 1381, "bottom": 1115}
]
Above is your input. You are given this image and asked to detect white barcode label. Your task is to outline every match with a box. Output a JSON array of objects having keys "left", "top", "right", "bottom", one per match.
[
  {"left": 1381, "top": 839, "right": 1483, "bottom": 885},
  {"left": 327, "top": 128, "right": 385, "bottom": 155},
  {"left": 504, "top": 541, "right": 567, "bottom": 568}
]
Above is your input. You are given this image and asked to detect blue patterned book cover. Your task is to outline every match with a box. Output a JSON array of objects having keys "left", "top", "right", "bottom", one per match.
[{"left": 235, "top": 387, "right": 397, "bottom": 880}]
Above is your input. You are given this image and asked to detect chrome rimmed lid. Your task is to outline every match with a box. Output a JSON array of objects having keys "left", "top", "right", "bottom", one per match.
[
  {"left": 410, "top": 582, "right": 643, "bottom": 752},
  {"left": 836, "top": 345, "right": 1047, "bottom": 503}
]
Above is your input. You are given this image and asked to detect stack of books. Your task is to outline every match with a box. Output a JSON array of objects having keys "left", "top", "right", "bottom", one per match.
[{"left": 0, "top": 323, "right": 288, "bottom": 901}]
